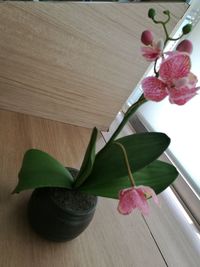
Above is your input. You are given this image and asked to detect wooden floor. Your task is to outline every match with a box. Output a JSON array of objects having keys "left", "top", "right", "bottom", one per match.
[{"left": 0, "top": 110, "right": 199, "bottom": 267}]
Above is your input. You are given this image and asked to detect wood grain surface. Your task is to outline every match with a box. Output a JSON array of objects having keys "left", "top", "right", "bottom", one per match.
[
  {"left": 145, "top": 188, "right": 200, "bottom": 267},
  {"left": 0, "top": 2, "right": 187, "bottom": 129},
  {"left": 0, "top": 109, "right": 167, "bottom": 267}
]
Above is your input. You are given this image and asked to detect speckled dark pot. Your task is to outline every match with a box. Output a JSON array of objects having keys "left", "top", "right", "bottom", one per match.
[{"left": 27, "top": 169, "right": 97, "bottom": 242}]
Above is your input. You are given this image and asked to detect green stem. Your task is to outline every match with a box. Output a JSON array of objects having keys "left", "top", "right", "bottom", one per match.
[
  {"left": 168, "top": 33, "right": 184, "bottom": 42},
  {"left": 164, "top": 13, "right": 170, "bottom": 25},
  {"left": 163, "top": 23, "right": 169, "bottom": 46},
  {"left": 115, "top": 142, "right": 135, "bottom": 187},
  {"left": 152, "top": 19, "right": 169, "bottom": 41},
  {"left": 151, "top": 12, "right": 171, "bottom": 47},
  {"left": 152, "top": 12, "right": 183, "bottom": 47},
  {"left": 105, "top": 94, "right": 147, "bottom": 147}
]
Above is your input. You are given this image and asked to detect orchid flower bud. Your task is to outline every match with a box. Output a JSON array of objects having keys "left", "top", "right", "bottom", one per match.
[
  {"left": 182, "top": 24, "right": 192, "bottom": 35},
  {"left": 148, "top": 8, "right": 156, "bottom": 19},
  {"left": 141, "top": 30, "right": 154, "bottom": 46},
  {"left": 176, "top": 39, "right": 193, "bottom": 54}
]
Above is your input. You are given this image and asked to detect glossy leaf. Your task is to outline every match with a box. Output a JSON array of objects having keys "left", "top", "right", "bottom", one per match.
[
  {"left": 74, "top": 127, "right": 98, "bottom": 187},
  {"left": 13, "top": 149, "right": 73, "bottom": 193},
  {"left": 79, "top": 132, "right": 172, "bottom": 197},
  {"left": 79, "top": 160, "right": 178, "bottom": 199}
]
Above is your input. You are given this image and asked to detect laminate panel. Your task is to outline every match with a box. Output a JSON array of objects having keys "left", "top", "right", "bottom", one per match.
[
  {"left": 145, "top": 188, "right": 200, "bottom": 267},
  {"left": 0, "top": 2, "right": 187, "bottom": 129}
]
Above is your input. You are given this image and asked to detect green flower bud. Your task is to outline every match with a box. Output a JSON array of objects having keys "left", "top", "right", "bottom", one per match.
[
  {"left": 148, "top": 8, "right": 156, "bottom": 19},
  {"left": 182, "top": 24, "right": 192, "bottom": 35}
]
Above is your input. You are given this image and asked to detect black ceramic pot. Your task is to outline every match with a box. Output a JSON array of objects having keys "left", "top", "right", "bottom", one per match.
[{"left": 27, "top": 169, "right": 97, "bottom": 242}]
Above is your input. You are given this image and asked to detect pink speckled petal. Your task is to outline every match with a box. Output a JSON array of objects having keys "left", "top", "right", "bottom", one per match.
[
  {"left": 142, "top": 77, "right": 167, "bottom": 101},
  {"left": 169, "top": 86, "right": 199, "bottom": 105},
  {"left": 141, "top": 46, "right": 161, "bottom": 62},
  {"left": 117, "top": 188, "right": 138, "bottom": 215},
  {"left": 160, "top": 53, "right": 191, "bottom": 82},
  {"left": 117, "top": 186, "right": 158, "bottom": 216}
]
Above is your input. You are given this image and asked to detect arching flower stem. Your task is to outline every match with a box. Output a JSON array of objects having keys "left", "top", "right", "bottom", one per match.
[{"left": 114, "top": 142, "right": 135, "bottom": 187}]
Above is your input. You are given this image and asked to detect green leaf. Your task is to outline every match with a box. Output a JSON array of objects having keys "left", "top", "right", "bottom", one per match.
[
  {"left": 13, "top": 149, "right": 73, "bottom": 193},
  {"left": 80, "top": 160, "right": 178, "bottom": 199},
  {"left": 74, "top": 127, "right": 98, "bottom": 188},
  {"left": 79, "top": 132, "right": 172, "bottom": 197}
]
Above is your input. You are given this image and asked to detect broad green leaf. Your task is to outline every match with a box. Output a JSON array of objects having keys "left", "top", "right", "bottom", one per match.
[
  {"left": 78, "top": 132, "right": 172, "bottom": 197},
  {"left": 96, "top": 132, "right": 170, "bottom": 173},
  {"left": 79, "top": 160, "right": 178, "bottom": 198},
  {"left": 74, "top": 127, "right": 98, "bottom": 188},
  {"left": 13, "top": 149, "right": 73, "bottom": 193}
]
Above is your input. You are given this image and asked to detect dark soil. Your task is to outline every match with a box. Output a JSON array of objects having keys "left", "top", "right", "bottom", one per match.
[
  {"left": 48, "top": 167, "right": 97, "bottom": 212},
  {"left": 51, "top": 188, "right": 97, "bottom": 212}
]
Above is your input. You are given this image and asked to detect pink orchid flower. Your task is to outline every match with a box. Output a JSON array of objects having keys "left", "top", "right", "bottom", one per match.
[
  {"left": 118, "top": 186, "right": 159, "bottom": 216},
  {"left": 141, "top": 40, "right": 163, "bottom": 62},
  {"left": 142, "top": 52, "right": 199, "bottom": 105}
]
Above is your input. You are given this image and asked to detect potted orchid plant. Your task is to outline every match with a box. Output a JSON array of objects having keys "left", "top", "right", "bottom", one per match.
[{"left": 13, "top": 8, "right": 198, "bottom": 242}]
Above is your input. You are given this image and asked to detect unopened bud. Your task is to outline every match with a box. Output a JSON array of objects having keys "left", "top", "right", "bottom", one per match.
[
  {"left": 176, "top": 39, "right": 193, "bottom": 54},
  {"left": 141, "top": 30, "right": 154, "bottom": 46},
  {"left": 182, "top": 24, "right": 192, "bottom": 35},
  {"left": 148, "top": 9, "right": 156, "bottom": 19}
]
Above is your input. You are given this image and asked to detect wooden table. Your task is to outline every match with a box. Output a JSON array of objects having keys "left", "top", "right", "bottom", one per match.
[
  {"left": 0, "top": 109, "right": 167, "bottom": 267},
  {"left": 1, "top": 109, "right": 200, "bottom": 267}
]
